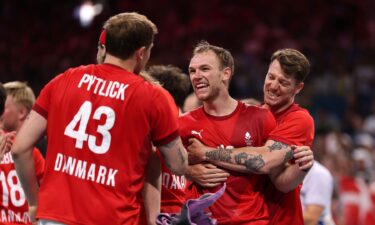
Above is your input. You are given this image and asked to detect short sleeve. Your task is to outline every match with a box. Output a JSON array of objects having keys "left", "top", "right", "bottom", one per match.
[
  {"left": 33, "top": 73, "right": 63, "bottom": 119},
  {"left": 150, "top": 86, "right": 179, "bottom": 146},
  {"left": 268, "top": 110, "right": 314, "bottom": 146}
]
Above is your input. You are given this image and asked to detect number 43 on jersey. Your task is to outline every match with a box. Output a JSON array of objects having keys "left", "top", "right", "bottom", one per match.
[{"left": 64, "top": 101, "right": 115, "bottom": 154}]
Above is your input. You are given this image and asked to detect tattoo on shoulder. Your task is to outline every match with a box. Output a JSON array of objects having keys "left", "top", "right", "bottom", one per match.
[
  {"left": 235, "top": 152, "right": 265, "bottom": 172},
  {"left": 205, "top": 148, "right": 232, "bottom": 163},
  {"left": 267, "top": 141, "right": 290, "bottom": 152}
]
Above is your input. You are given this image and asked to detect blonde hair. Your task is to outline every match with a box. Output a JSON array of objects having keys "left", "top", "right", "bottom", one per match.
[{"left": 4, "top": 81, "right": 35, "bottom": 112}]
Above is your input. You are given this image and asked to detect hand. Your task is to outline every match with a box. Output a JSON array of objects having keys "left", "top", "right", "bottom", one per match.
[
  {"left": 187, "top": 138, "right": 214, "bottom": 164},
  {"left": 293, "top": 145, "right": 314, "bottom": 172},
  {"left": 186, "top": 163, "right": 230, "bottom": 188},
  {"left": 0, "top": 132, "right": 16, "bottom": 160},
  {"left": 28, "top": 205, "right": 38, "bottom": 225}
]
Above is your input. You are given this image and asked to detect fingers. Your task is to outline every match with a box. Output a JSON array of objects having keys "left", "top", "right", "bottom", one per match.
[{"left": 299, "top": 160, "right": 313, "bottom": 172}]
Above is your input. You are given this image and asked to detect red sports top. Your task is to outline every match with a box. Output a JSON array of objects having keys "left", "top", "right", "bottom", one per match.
[
  {"left": 179, "top": 101, "right": 276, "bottom": 225},
  {"left": 160, "top": 152, "right": 187, "bottom": 213},
  {"left": 265, "top": 103, "right": 315, "bottom": 225},
  {"left": 0, "top": 149, "right": 45, "bottom": 225},
  {"left": 33, "top": 63, "right": 179, "bottom": 225}
]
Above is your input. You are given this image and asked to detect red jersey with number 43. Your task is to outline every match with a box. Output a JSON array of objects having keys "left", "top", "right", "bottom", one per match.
[
  {"left": 0, "top": 149, "right": 45, "bottom": 225},
  {"left": 179, "top": 101, "right": 276, "bottom": 225},
  {"left": 33, "top": 63, "right": 179, "bottom": 225},
  {"left": 265, "top": 103, "right": 314, "bottom": 225}
]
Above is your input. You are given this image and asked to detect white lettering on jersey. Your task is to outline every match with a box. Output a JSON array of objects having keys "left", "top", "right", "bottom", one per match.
[
  {"left": 78, "top": 74, "right": 129, "bottom": 101},
  {"left": 0, "top": 209, "right": 30, "bottom": 223},
  {"left": 54, "top": 153, "right": 118, "bottom": 187},
  {"left": 162, "top": 172, "right": 186, "bottom": 190},
  {"left": 0, "top": 153, "right": 14, "bottom": 164}
]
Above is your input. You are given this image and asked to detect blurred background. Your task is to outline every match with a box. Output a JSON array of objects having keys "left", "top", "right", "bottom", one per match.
[{"left": 1, "top": 0, "right": 375, "bottom": 224}]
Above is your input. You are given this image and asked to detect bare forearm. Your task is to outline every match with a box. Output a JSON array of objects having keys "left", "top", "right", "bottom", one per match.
[
  {"left": 159, "top": 137, "right": 187, "bottom": 176},
  {"left": 269, "top": 164, "right": 307, "bottom": 193},
  {"left": 143, "top": 153, "right": 161, "bottom": 225},
  {"left": 12, "top": 149, "right": 39, "bottom": 206},
  {"left": 204, "top": 141, "right": 293, "bottom": 174}
]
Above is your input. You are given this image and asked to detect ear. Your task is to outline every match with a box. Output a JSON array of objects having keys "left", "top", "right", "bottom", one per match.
[
  {"left": 295, "top": 82, "right": 304, "bottom": 95},
  {"left": 17, "top": 105, "right": 29, "bottom": 121},
  {"left": 135, "top": 46, "right": 147, "bottom": 61},
  {"left": 222, "top": 67, "right": 232, "bottom": 82}
]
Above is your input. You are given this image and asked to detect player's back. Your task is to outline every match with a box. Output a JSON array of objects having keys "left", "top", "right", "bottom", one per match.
[{"left": 34, "top": 63, "right": 177, "bottom": 225}]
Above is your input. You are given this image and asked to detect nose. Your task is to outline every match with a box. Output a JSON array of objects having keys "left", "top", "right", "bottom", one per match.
[
  {"left": 269, "top": 80, "right": 279, "bottom": 90},
  {"left": 190, "top": 70, "right": 202, "bottom": 82}
]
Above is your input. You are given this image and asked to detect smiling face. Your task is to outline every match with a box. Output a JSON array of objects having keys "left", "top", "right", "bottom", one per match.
[
  {"left": 188, "top": 50, "right": 229, "bottom": 102},
  {"left": 263, "top": 59, "right": 304, "bottom": 113}
]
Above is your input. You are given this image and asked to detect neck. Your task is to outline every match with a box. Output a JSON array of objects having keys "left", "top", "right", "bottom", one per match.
[
  {"left": 203, "top": 92, "right": 238, "bottom": 117},
  {"left": 103, "top": 54, "right": 137, "bottom": 74}
]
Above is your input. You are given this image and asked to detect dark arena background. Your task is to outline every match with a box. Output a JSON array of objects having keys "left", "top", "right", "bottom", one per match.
[{"left": 1, "top": 0, "right": 375, "bottom": 224}]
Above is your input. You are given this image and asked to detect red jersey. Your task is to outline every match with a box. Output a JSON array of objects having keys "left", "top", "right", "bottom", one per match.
[
  {"left": 33, "top": 63, "right": 179, "bottom": 225},
  {"left": 179, "top": 101, "right": 276, "bottom": 225},
  {"left": 265, "top": 103, "right": 314, "bottom": 225},
  {"left": 0, "top": 149, "right": 45, "bottom": 225}
]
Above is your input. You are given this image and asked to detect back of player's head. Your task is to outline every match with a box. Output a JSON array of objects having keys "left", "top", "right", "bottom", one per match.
[
  {"left": 147, "top": 65, "right": 190, "bottom": 108},
  {"left": 3, "top": 81, "right": 35, "bottom": 113},
  {"left": 102, "top": 12, "right": 158, "bottom": 60},
  {"left": 0, "top": 83, "right": 6, "bottom": 115},
  {"left": 271, "top": 48, "right": 310, "bottom": 83},
  {"left": 192, "top": 40, "right": 235, "bottom": 76}
]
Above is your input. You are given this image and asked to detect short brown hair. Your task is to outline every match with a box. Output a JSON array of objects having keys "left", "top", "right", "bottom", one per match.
[
  {"left": 193, "top": 41, "right": 235, "bottom": 76},
  {"left": 3, "top": 81, "right": 35, "bottom": 113},
  {"left": 148, "top": 65, "right": 190, "bottom": 108},
  {"left": 271, "top": 48, "right": 310, "bottom": 83},
  {"left": 103, "top": 12, "right": 158, "bottom": 60}
]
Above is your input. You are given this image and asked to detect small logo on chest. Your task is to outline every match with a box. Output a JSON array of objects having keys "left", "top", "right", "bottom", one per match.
[
  {"left": 191, "top": 129, "right": 203, "bottom": 139},
  {"left": 245, "top": 132, "right": 253, "bottom": 146}
]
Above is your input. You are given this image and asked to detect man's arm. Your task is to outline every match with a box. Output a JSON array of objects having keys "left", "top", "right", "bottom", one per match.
[
  {"left": 186, "top": 163, "right": 230, "bottom": 188},
  {"left": 11, "top": 110, "right": 46, "bottom": 223},
  {"left": 303, "top": 205, "right": 324, "bottom": 225},
  {"left": 268, "top": 146, "right": 314, "bottom": 193},
  {"left": 187, "top": 138, "right": 293, "bottom": 174},
  {"left": 143, "top": 152, "right": 161, "bottom": 225},
  {"left": 158, "top": 137, "right": 188, "bottom": 176}
]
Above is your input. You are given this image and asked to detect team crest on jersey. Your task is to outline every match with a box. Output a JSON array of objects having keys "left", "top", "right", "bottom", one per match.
[
  {"left": 245, "top": 132, "right": 253, "bottom": 146},
  {"left": 191, "top": 129, "right": 203, "bottom": 139}
]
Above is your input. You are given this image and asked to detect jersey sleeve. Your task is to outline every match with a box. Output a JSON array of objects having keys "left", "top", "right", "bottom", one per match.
[
  {"left": 150, "top": 86, "right": 179, "bottom": 147},
  {"left": 268, "top": 110, "right": 314, "bottom": 146},
  {"left": 33, "top": 147, "right": 45, "bottom": 184},
  {"left": 33, "top": 73, "right": 64, "bottom": 119}
]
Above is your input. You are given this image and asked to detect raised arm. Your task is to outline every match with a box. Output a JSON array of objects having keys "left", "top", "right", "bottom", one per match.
[
  {"left": 187, "top": 138, "right": 294, "bottom": 174},
  {"left": 158, "top": 137, "right": 188, "bottom": 176},
  {"left": 11, "top": 110, "right": 46, "bottom": 223}
]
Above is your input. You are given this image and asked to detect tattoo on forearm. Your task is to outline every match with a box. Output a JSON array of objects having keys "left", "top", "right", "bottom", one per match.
[
  {"left": 205, "top": 148, "right": 232, "bottom": 163},
  {"left": 267, "top": 141, "right": 289, "bottom": 152},
  {"left": 283, "top": 149, "right": 294, "bottom": 163},
  {"left": 235, "top": 152, "right": 265, "bottom": 172}
]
